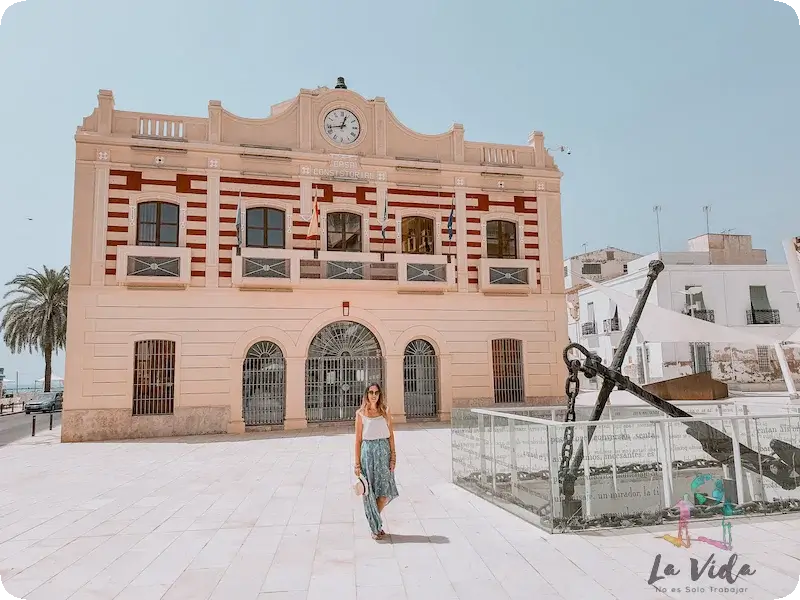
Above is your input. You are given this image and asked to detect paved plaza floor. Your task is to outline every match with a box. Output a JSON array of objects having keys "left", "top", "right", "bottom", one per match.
[{"left": 1, "top": 423, "right": 799, "bottom": 600}]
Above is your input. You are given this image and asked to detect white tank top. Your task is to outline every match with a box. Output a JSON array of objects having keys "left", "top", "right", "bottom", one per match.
[{"left": 360, "top": 412, "right": 390, "bottom": 440}]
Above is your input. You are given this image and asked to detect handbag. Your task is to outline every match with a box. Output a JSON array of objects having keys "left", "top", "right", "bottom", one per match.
[{"left": 354, "top": 474, "right": 370, "bottom": 497}]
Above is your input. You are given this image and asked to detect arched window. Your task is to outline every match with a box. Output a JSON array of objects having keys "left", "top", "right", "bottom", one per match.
[
  {"left": 486, "top": 220, "right": 517, "bottom": 259},
  {"left": 136, "top": 201, "right": 179, "bottom": 247},
  {"left": 326, "top": 212, "right": 362, "bottom": 252},
  {"left": 246, "top": 207, "right": 285, "bottom": 249},
  {"left": 401, "top": 216, "right": 435, "bottom": 255}
]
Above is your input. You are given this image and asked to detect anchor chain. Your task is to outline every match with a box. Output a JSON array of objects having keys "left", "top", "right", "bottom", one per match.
[{"left": 558, "top": 353, "right": 581, "bottom": 493}]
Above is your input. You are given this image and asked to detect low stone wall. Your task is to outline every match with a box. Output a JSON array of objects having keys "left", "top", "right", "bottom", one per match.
[{"left": 61, "top": 406, "right": 231, "bottom": 442}]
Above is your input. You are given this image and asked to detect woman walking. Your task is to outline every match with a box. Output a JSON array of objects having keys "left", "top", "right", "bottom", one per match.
[{"left": 354, "top": 382, "right": 399, "bottom": 540}]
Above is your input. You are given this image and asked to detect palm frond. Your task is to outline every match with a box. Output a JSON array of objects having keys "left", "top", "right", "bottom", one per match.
[{"left": 1, "top": 265, "right": 70, "bottom": 356}]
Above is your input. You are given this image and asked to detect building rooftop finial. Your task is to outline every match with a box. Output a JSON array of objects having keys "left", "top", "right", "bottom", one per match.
[{"left": 335, "top": 77, "right": 348, "bottom": 90}]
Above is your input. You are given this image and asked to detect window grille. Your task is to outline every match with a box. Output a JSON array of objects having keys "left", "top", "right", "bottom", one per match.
[
  {"left": 242, "top": 341, "right": 286, "bottom": 425},
  {"left": 491, "top": 339, "right": 525, "bottom": 403},
  {"left": 756, "top": 346, "right": 771, "bottom": 373},
  {"left": 132, "top": 340, "right": 176, "bottom": 415},
  {"left": 582, "top": 263, "right": 602, "bottom": 275},
  {"left": 403, "top": 340, "right": 439, "bottom": 418}
]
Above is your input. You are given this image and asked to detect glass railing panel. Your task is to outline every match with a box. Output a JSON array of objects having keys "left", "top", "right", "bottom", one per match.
[
  {"left": 549, "top": 419, "right": 666, "bottom": 531},
  {"left": 451, "top": 410, "right": 553, "bottom": 532},
  {"left": 750, "top": 415, "right": 800, "bottom": 511}
]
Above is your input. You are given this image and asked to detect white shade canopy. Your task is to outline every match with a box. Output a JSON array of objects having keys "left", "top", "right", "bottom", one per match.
[
  {"left": 35, "top": 374, "right": 64, "bottom": 383},
  {"left": 584, "top": 279, "right": 789, "bottom": 345}
]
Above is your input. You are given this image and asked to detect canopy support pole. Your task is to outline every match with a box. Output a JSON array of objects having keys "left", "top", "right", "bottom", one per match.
[{"left": 773, "top": 341, "right": 799, "bottom": 401}]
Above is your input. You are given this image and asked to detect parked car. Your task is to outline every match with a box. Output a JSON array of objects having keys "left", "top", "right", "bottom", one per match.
[{"left": 25, "top": 391, "right": 63, "bottom": 414}]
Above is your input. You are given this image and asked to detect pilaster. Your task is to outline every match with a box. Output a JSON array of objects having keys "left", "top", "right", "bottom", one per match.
[
  {"left": 373, "top": 97, "right": 387, "bottom": 157},
  {"left": 438, "top": 354, "right": 453, "bottom": 421},
  {"left": 208, "top": 101, "right": 222, "bottom": 143},
  {"left": 285, "top": 357, "right": 308, "bottom": 429},
  {"left": 90, "top": 164, "right": 111, "bottom": 286},
  {"left": 226, "top": 357, "right": 245, "bottom": 434},
  {"left": 385, "top": 355, "right": 406, "bottom": 423},
  {"left": 299, "top": 177, "right": 313, "bottom": 218},
  {"left": 455, "top": 186, "right": 468, "bottom": 292},
  {"left": 206, "top": 163, "right": 221, "bottom": 287},
  {"left": 299, "top": 90, "right": 313, "bottom": 150}
]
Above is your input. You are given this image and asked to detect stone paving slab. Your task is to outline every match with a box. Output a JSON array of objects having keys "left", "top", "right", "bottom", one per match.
[{"left": 0, "top": 424, "right": 798, "bottom": 600}]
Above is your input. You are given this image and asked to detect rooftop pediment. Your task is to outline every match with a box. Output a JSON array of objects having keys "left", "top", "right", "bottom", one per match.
[{"left": 79, "top": 81, "right": 558, "bottom": 170}]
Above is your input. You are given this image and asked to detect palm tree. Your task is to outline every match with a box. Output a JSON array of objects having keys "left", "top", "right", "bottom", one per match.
[{"left": 1, "top": 266, "right": 69, "bottom": 392}]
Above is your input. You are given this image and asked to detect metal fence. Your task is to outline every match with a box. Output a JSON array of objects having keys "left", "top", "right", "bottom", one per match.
[
  {"left": 491, "top": 339, "right": 525, "bottom": 403},
  {"left": 403, "top": 340, "right": 439, "bottom": 418},
  {"left": 242, "top": 341, "right": 286, "bottom": 426},
  {"left": 305, "top": 356, "right": 384, "bottom": 422},
  {"left": 132, "top": 339, "right": 176, "bottom": 416}
]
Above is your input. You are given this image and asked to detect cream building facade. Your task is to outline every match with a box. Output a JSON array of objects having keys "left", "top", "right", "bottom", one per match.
[{"left": 63, "top": 79, "right": 568, "bottom": 441}]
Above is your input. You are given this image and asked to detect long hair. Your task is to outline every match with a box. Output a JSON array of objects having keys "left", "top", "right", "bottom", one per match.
[{"left": 359, "top": 382, "right": 387, "bottom": 417}]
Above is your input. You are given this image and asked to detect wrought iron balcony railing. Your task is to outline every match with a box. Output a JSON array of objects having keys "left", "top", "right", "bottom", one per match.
[
  {"left": 582, "top": 322, "right": 598, "bottom": 336},
  {"left": 746, "top": 309, "right": 781, "bottom": 325},
  {"left": 234, "top": 250, "right": 455, "bottom": 291},
  {"left": 683, "top": 308, "right": 716, "bottom": 323},
  {"left": 478, "top": 258, "right": 538, "bottom": 295},
  {"left": 602, "top": 317, "right": 621, "bottom": 333},
  {"left": 116, "top": 245, "right": 191, "bottom": 287}
]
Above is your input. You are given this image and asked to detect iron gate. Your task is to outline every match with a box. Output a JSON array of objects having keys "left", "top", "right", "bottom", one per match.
[
  {"left": 305, "top": 321, "right": 384, "bottom": 422},
  {"left": 242, "top": 341, "right": 286, "bottom": 426},
  {"left": 403, "top": 339, "right": 439, "bottom": 418}
]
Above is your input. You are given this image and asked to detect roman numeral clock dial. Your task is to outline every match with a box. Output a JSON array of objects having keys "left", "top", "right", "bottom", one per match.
[{"left": 323, "top": 109, "right": 361, "bottom": 146}]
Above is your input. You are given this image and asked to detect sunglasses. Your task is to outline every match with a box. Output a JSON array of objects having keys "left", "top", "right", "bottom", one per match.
[{"left": 367, "top": 389, "right": 380, "bottom": 395}]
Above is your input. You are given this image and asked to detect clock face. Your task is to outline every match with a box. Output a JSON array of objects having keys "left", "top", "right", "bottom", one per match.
[{"left": 323, "top": 109, "right": 361, "bottom": 145}]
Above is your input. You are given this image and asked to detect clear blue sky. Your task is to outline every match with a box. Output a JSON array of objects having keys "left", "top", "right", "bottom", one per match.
[{"left": 0, "top": 0, "right": 798, "bottom": 383}]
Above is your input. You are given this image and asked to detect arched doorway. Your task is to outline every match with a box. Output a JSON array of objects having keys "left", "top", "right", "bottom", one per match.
[
  {"left": 305, "top": 321, "right": 384, "bottom": 422},
  {"left": 403, "top": 339, "right": 439, "bottom": 418},
  {"left": 242, "top": 341, "right": 286, "bottom": 426}
]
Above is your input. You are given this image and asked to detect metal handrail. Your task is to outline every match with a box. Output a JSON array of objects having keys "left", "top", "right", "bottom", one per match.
[{"left": 469, "top": 407, "right": 798, "bottom": 427}]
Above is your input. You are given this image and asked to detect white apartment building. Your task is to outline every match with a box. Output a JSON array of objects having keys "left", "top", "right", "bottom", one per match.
[
  {"left": 563, "top": 247, "right": 643, "bottom": 289},
  {"left": 566, "top": 234, "right": 800, "bottom": 389}
]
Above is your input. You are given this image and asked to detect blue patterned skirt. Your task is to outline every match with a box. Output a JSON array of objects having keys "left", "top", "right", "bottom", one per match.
[{"left": 360, "top": 438, "right": 399, "bottom": 534}]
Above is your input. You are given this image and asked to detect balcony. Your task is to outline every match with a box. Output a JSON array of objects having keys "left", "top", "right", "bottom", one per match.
[
  {"left": 602, "top": 317, "right": 621, "bottom": 333},
  {"left": 116, "top": 245, "right": 191, "bottom": 288},
  {"left": 478, "top": 259, "right": 538, "bottom": 295},
  {"left": 581, "top": 322, "right": 597, "bottom": 336},
  {"left": 683, "top": 308, "right": 716, "bottom": 323},
  {"left": 746, "top": 309, "right": 781, "bottom": 325},
  {"left": 232, "top": 248, "right": 312, "bottom": 289},
  {"left": 396, "top": 254, "right": 456, "bottom": 293},
  {"left": 234, "top": 249, "right": 456, "bottom": 292}
]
